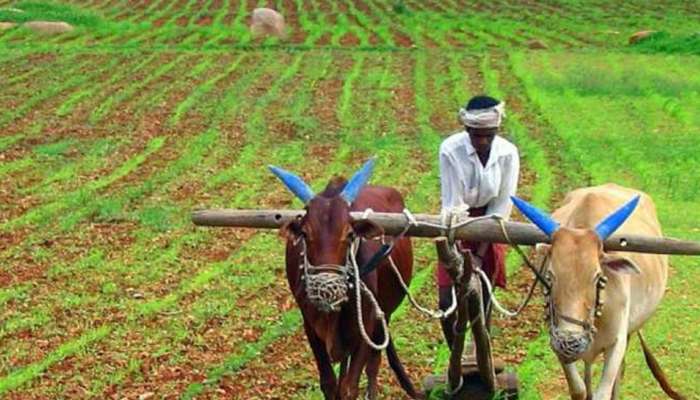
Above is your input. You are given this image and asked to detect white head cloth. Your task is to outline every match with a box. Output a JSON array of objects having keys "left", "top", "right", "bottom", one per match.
[{"left": 458, "top": 101, "right": 506, "bottom": 128}]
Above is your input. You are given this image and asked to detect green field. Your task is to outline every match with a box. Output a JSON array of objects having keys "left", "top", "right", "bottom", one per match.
[{"left": 1, "top": 1, "right": 699, "bottom": 399}]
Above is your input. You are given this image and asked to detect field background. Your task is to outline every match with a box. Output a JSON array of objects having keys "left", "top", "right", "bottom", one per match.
[{"left": 0, "top": 1, "right": 699, "bottom": 399}]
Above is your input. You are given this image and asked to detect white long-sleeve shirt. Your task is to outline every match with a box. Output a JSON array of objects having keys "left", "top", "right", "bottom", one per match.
[{"left": 439, "top": 131, "right": 520, "bottom": 219}]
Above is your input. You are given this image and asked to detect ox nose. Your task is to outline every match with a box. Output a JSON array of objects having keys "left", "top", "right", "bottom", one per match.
[{"left": 549, "top": 327, "right": 592, "bottom": 363}]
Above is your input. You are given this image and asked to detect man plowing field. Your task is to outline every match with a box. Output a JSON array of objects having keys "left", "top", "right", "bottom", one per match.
[
  {"left": 436, "top": 95, "right": 520, "bottom": 349},
  {"left": 192, "top": 93, "right": 700, "bottom": 398}
]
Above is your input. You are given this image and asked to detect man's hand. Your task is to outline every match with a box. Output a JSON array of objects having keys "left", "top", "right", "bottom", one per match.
[
  {"left": 470, "top": 251, "right": 483, "bottom": 271},
  {"left": 476, "top": 242, "right": 489, "bottom": 260},
  {"left": 461, "top": 248, "right": 483, "bottom": 271}
]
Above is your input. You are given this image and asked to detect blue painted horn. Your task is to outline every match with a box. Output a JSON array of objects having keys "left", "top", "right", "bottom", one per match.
[
  {"left": 594, "top": 195, "right": 641, "bottom": 240},
  {"left": 268, "top": 165, "right": 315, "bottom": 204},
  {"left": 511, "top": 196, "right": 560, "bottom": 238},
  {"left": 340, "top": 157, "right": 376, "bottom": 204}
]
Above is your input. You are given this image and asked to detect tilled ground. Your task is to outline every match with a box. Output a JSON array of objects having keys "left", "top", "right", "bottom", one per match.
[{"left": 3, "top": 1, "right": 698, "bottom": 399}]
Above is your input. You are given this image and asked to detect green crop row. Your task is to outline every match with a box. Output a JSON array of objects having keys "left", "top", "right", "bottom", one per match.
[{"left": 510, "top": 50, "right": 700, "bottom": 399}]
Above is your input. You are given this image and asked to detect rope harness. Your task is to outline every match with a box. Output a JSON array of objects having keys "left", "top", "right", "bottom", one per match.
[
  {"left": 296, "top": 234, "right": 391, "bottom": 350},
  {"left": 545, "top": 270, "right": 607, "bottom": 363},
  {"left": 296, "top": 207, "right": 555, "bottom": 352},
  {"left": 299, "top": 238, "right": 352, "bottom": 313}
]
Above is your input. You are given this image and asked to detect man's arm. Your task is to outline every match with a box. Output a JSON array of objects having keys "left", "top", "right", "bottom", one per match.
[
  {"left": 439, "top": 151, "right": 464, "bottom": 210},
  {"left": 477, "top": 151, "right": 518, "bottom": 266},
  {"left": 486, "top": 151, "right": 520, "bottom": 219}
]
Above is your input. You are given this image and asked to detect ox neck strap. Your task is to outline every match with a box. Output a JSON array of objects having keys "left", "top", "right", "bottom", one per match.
[
  {"left": 358, "top": 225, "right": 411, "bottom": 278},
  {"left": 358, "top": 243, "right": 392, "bottom": 277}
]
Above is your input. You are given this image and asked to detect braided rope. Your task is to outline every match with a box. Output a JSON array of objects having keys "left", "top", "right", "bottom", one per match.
[
  {"left": 474, "top": 215, "right": 548, "bottom": 318},
  {"left": 304, "top": 268, "right": 350, "bottom": 313},
  {"left": 387, "top": 254, "right": 457, "bottom": 319},
  {"left": 299, "top": 206, "right": 552, "bottom": 351},
  {"left": 349, "top": 238, "right": 390, "bottom": 351},
  {"left": 356, "top": 207, "right": 547, "bottom": 321},
  {"left": 549, "top": 322, "right": 593, "bottom": 364}
]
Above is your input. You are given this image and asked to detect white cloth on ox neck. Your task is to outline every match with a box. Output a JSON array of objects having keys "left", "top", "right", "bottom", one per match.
[
  {"left": 439, "top": 132, "right": 519, "bottom": 219},
  {"left": 458, "top": 102, "right": 506, "bottom": 128}
]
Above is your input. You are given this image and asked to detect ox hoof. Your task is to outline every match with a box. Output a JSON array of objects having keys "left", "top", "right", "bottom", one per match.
[{"left": 570, "top": 392, "right": 586, "bottom": 400}]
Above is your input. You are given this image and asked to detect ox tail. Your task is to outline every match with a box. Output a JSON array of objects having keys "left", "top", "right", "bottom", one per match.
[
  {"left": 386, "top": 337, "right": 424, "bottom": 399},
  {"left": 637, "top": 331, "right": 686, "bottom": 400}
]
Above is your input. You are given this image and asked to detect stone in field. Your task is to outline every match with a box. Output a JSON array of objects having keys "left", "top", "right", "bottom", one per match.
[
  {"left": 0, "top": 22, "right": 17, "bottom": 30},
  {"left": 24, "top": 21, "right": 75, "bottom": 34},
  {"left": 629, "top": 30, "right": 657, "bottom": 44},
  {"left": 527, "top": 39, "right": 548, "bottom": 50},
  {"left": 250, "top": 8, "right": 286, "bottom": 39}
]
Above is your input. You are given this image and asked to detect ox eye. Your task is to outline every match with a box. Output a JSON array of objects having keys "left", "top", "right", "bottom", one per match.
[
  {"left": 595, "top": 273, "right": 608, "bottom": 288},
  {"left": 545, "top": 270, "right": 555, "bottom": 282}
]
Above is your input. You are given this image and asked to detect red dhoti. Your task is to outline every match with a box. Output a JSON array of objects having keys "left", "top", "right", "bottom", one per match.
[{"left": 435, "top": 207, "right": 507, "bottom": 289}]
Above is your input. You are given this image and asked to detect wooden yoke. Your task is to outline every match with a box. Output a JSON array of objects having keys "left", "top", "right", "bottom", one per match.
[{"left": 192, "top": 209, "right": 700, "bottom": 255}]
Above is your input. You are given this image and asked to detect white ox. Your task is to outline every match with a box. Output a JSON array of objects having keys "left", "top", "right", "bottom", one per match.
[{"left": 512, "top": 184, "right": 684, "bottom": 400}]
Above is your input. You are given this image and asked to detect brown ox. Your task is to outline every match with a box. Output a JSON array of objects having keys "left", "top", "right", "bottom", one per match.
[
  {"left": 512, "top": 183, "right": 684, "bottom": 400},
  {"left": 269, "top": 159, "right": 422, "bottom": 400}
]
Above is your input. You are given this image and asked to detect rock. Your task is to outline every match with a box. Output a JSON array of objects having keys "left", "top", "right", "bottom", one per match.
[
  {"left": 629, "top": 30, "right": 657, "bottom": 45},
  {"left": 138, "top": 392, "right": 155, "bottom": 400},
  {"left": 0, "top": 22, "right": 17, "bottom": 30},
  {"left": 526, "top": 39, "right": 548, "bottom": 50},
  {"left": 250, "top": 8, "right": 286, "bottom": 39},
  {"left": 23, "top": 21, "right": 74, "bottom": 34}
]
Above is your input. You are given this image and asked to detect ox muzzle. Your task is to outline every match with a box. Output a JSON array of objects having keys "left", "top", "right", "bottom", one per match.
[
  {"left": 545, "top": 273, "right": 608, "bottom": 363},
  {"left": 297, "top": 237, "right": 354, "bottom": 313}
]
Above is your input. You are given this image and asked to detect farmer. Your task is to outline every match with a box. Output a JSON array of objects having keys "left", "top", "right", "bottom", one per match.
[{"left": 436, "top": 95, "right": 520, "bottom": 349}]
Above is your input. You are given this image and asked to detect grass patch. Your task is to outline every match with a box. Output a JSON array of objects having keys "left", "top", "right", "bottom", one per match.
[
  {"left": 0, "top": 1, "right": 102, "bottom": 27},
  {"left": 32, "top": 138, "right": 75, "bottom": 157},
  {"left": 0, "top": 134, "right": 24, "bottom": 152},
  {"left": 631, "top": 31, "right": 700, "bottom": 55},
  {"left": 0, "top": 325, "right": 112, "bottom": 394},
  {"left": 3, "top": 136, "right": 166, "bottom": 231},
  {"left": 511, "top": 50, "right": 700, "bottom": 398},
  {"left": 136, "top": 204, "right": 177, "bottom": 232},
  {"left": 180, "top": 311, "right": 302, "bottom": 400}
]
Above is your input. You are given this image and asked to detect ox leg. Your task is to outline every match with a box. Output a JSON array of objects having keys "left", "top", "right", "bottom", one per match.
[
  {"left": 593, "top": 332, "right": 628, "bottom": 400},
  {"left": 339, "top": 355, "right": 350, "bottom": 385},
  {"left": 611, "top": 357, "right": 625, "bottom": 400},
  {"left": 611, "top": 337, "right": 629, "bottom": 400},
  {"left": 340, "top": 344, "right": 373, "bottom": 400},
  {"left": 584, "top": 362, "right": 593, "bottom": 400},
  {"left": 562, "top": 362, "right": 586, "bottom": 400},
  {"left": 365, "top": 349, "right": 381, "bottom": 400},
  {"left": 302, "top": 320, "right": 337, "bottom": 400},
  {"left": 365, "top": 322, "right": 384, "bottom": 399}
]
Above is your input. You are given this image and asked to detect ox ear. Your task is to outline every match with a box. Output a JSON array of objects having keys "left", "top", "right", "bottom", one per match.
[
  {"left": 351, "top": 219, "right": 384, "bottom": 240},
  {"left": 535, "top": 243, "right": 551, "bottom": 254},
  {"left": 601, "top": 254, "right": 641, "bottom": 275},
  {"left": 535, "top": 243, "right": 551, "bottom": 258},
  {"left": 279, "top": 217, "right": 303, "bottom": 240},
  {"left": 534, "top": 243, "right": 551, "bottom": 266},
  {"left": 340, "top": 157, "right": 376, "bottom": 204}
]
